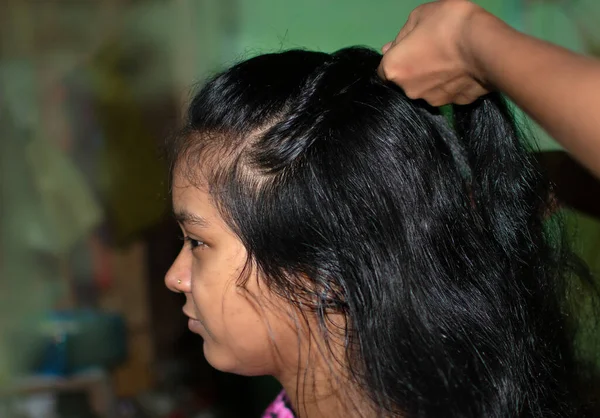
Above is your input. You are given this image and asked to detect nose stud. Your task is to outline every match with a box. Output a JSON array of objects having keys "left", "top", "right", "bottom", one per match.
[{"left": 178, "top": 279, "right": 182, "bottom": 285}]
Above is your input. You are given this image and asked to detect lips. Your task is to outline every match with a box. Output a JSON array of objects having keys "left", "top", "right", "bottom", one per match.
[
  {"left": 182, "top": 308, "right": 197, "bottom": 321},
  {"left": 188, "top": 318, "right": 204, "bottom": 334},
  {"left": 182, "top": 308, "right": 205, "bottom": 335}
]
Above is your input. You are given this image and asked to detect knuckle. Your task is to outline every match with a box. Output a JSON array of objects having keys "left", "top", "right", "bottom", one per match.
[
  {"left": 426, "top": 92, "right": 451, "bottom": 107},
  {"left": 380, "top": 59, "right": 398, "bottom": 81},
  {"left": 380, "top": 65, "right": 393, "bottom": 81},
  {"left": 403, "top": 87, "right": 422, "bottom": 100},
  {"left": 454, "top": 94, "right": 475, "bottom": 105},
  {"left": 407, "top": 7, "right": 421, "bottom": 22}
]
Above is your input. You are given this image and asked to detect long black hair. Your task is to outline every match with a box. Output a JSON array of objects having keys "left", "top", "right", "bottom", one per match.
[{"left": 168, "top": 47, "right": 596, "bottom": 417}]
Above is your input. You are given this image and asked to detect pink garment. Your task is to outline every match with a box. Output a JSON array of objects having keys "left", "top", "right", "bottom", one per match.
[{"left": 262, "top": 390, "right": 296, "bottom": 418}]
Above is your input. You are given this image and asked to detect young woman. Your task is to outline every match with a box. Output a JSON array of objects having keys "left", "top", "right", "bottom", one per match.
[{"left": 164, "top": 46, "right": 596, "bottom": 417}]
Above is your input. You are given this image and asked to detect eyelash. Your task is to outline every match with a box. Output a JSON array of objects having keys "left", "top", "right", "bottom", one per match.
[{"left": 180, "top": 235, "right": 206, "bottom": 251}]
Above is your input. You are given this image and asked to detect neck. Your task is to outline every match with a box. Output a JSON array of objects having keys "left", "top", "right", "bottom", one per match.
[
  {"left": 276, "top": 363, "right": 376, "bottom": 418},
  {"left": 271, "top": 314, "right": 383, "bottom": 417}
]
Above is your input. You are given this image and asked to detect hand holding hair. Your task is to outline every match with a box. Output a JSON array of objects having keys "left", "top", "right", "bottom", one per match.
[
  {"left": 379, "top": 0, "right": 600, "bottom": 178},
  {"left": 377, "top": 0, "right": 489, "bottom": 107}
]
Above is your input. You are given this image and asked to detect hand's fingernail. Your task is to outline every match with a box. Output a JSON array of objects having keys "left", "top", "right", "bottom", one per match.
[{"left": 381, "top": 42, "right": 392, "bottom": 54}]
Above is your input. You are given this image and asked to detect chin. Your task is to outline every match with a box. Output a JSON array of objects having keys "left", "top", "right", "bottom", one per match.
[
  {"left": 203, "top": 341, "right": 273, "bottom": 377},
  {"left": 202, "top": 340, "right": 236, "bottom": 373}
]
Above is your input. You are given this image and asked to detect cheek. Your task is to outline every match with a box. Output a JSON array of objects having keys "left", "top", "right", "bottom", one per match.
[
  {"left": 188, "top": 247, "right": 302, "bottom": 374},
  {"left": 222, "top": 288, "right": 303, "bottom": 358},
  {"left": 189, "top": 246, "right": 247, "bottom": 323},
  {"left": 199, "top": 282, "right": 302, "bottom": 375},
  {"left": 198, "top": 287, "right": 278, "bottom": 374},
  {"left": 189, "top": 260, "right": 263, "bottom": 335},
  {"left": 217, "top": 286, "right": 271, "bottom": 341}
]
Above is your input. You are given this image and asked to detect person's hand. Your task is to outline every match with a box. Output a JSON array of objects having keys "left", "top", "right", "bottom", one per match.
[{"left": 378, "top": 0, "right": 492, "bottom": 106}]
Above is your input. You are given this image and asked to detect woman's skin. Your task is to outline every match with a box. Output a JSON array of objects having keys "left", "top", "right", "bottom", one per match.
[{"left": 378, "top": 0, "right": 600, "bottom": 179}]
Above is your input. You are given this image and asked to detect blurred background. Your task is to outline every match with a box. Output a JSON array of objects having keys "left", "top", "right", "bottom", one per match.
[{"left": 1, "top": 0, "right": 600, "bottom": 417}]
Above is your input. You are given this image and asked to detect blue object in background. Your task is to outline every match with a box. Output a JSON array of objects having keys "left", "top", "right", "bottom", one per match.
[{"left": 36, "top": 310, "right": 127, "bottom": 376}]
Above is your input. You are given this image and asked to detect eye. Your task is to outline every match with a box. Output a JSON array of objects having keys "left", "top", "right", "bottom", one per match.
[{"left": 180, "top": 235, "right": 206, "bottom": 251}]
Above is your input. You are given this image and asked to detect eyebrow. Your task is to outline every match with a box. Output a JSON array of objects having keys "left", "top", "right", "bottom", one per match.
[{"left": 173, "top": 209, "right": 210, "bottom": 228}]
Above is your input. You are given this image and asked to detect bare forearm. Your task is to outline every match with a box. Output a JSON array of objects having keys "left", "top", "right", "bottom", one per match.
[{"left": 467, "top": 12, "right": 600, "bottom": 177}]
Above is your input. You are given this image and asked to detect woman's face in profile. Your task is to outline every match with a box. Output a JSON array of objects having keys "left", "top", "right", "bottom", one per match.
[{"left": 165, "top": 168, "right": 301, "bottom": 378}]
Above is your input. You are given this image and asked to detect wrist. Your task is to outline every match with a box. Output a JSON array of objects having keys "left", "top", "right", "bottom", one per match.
[{"left": 458, "top": 4, "right": 496, "bottom": 86}]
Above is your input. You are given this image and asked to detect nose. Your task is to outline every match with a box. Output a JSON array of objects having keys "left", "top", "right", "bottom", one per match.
[{"left": 165, "top": 249, "right": 191, "bottom": 293}]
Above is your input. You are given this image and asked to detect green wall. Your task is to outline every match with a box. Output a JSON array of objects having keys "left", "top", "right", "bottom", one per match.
[{"left": 232, "top": 0, "right": 517, "bottom": 58}]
